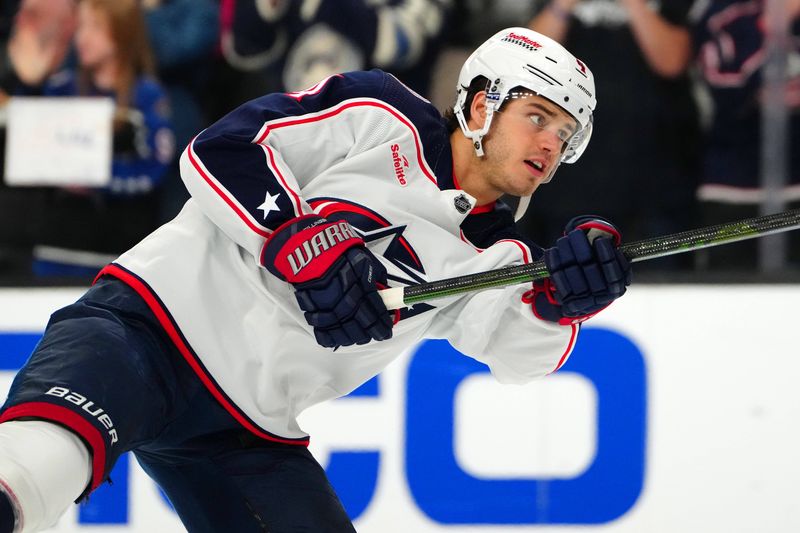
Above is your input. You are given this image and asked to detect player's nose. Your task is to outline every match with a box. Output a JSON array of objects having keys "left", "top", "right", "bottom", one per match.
[{"left": 534, "top": 128, "right": 561, "bottom": 155}]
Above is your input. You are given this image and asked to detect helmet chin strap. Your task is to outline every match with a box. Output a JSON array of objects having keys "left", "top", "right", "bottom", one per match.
[
  {"left": 541, "top": 158, "right": 561, "bottom": 185},
  {"left": 514, "top": 195, "right": 531, "bottom": 222}
]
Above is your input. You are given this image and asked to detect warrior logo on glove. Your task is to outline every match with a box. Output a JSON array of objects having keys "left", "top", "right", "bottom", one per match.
[
  {"left": 282, "top": 221, "right": 360, "bottom": 279},
  {"left": 266, "top": 217, "right": 363, "bottom": 283},
  {"left": 263, "top": 215, "right": 393, "bottom": 348}
]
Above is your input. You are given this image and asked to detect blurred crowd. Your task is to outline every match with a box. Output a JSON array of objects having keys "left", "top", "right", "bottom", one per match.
[{"left": 0, "top": 0, "right": 798, "bottom": 284}]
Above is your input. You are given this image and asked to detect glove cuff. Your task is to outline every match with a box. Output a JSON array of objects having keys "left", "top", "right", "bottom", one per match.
[
  {"left": 261, "top": 215, "right": 364, "bottom": 283},
  {"left": 523, "top": 279, "right": 605, "bottom": 326},
  {"left": 564, "top": 215, "right": 622, "bottom": 245},
  {"left": 560, "top": 306, "right": 607, "bottom": 325}
]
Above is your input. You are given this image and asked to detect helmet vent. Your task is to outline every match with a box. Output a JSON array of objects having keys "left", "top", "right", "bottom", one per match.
[{"left": 523, "top": 64, "right": 562, "bottom": 86}]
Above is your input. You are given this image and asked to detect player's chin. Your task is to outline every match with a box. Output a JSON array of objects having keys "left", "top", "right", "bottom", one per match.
[{"left": 512, "top": 175, "right": 540, "bottom": 197}]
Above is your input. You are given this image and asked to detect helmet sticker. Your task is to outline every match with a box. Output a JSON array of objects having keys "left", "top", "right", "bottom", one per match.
[{"left": 501, "top": 32, "right": 543, "bottom": 52}]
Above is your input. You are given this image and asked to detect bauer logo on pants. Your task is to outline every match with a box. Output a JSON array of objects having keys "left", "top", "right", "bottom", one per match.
[{"left": 46, "top": 386, "right": 119, "bottom": 444}]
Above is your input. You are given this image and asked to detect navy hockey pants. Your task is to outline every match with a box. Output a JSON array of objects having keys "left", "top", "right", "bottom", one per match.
[{"left": 0, "top": 276, "right": 356, "bottom": 532}]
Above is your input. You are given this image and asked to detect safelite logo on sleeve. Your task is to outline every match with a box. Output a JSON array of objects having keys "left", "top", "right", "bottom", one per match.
[{"left": 390, "top": 143, "right": 409, "bottom": 186}]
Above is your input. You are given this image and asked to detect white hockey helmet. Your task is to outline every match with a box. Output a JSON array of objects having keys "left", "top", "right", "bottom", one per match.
[{"left": 454, "top": 27, "right": 596, "bottom": 165}]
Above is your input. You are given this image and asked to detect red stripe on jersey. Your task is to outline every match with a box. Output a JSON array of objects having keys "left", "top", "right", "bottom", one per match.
[
  {"left": 285, "top": 74, "right": 343, "bottom": 101},
  {"left": 470, "top": 202, "right": 496, "bottom": 214},
  {"left": 317, "top": 201, "right": 386, "bottom": 228},
  {"left": 0, "top": 402, "right": 106, "bottom": 491},
  {"left": 96, "top": 264, "right": 310, "bottom": 447},
  {"left": 550, "top": 324, "right": 579, "bottom": 373},
  {"left": 255, "top": 99, "right": 438, "bottom": 186},
  {"left": 459, "top": 229, "right": 483, "bottom": 252},
  {"left": 496, "top": 239, "right": 532, "bottom": 264},
  {"left": 187, "top": 137, "right": 272, "bottom": 238},
  {"left": 259, "top": 143, "right": 306, "bottom": 216}
]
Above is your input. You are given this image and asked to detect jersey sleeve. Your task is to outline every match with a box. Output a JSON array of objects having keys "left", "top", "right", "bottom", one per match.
[
  {"left": 427, "top": 212, "right": 578, "bottom": 383},
  {"left": 180, "top": 70, "right": 401, "bottom": 266},
  {"left": 425, "top": 261, "right": 579, "bottom": 384},
  {"left": 428, "top": 285, "right": 579, "bottom": 384}
]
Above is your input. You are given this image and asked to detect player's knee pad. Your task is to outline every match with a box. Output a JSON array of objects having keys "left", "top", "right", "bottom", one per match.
[{"left": 0, "top": 420, "right": 91, "bottom": 532}]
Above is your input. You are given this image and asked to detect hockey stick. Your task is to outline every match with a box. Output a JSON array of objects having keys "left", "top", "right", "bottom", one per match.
[{"left": 378, "top": 208, "right": 800, "bottom": 310}]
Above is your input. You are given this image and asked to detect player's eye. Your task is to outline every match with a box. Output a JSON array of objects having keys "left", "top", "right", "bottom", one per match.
[
  {"left": 529, "top": 111, "right": 576, "bottom": 144},
  {"left": 529, "top": 113, "right": 546, "bottom": 128}
]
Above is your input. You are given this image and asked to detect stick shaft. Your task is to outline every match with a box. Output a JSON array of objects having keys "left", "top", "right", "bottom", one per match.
[{"left": 381, "top": 209, "right": 800, "bottom": 310}]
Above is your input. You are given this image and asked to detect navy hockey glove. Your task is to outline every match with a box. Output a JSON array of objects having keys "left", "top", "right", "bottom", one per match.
[
  {"left": 263, "top": 215, "right": 393, "bottom": 348},
  {"left": 527, "top": 216, "right": 631, "bottom": 325}
]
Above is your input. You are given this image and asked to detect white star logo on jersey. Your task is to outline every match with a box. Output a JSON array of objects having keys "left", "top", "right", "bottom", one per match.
[{"left": 257, "top": 192, "right": 281, "bottom": 219}]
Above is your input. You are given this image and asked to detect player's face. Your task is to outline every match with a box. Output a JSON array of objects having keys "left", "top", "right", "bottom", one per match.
[
  {"left": 480, "top": 94, "right": 577, "bottom": 198},
  {"left": 75, "top": 3, "right": 116, "bottom": 72}
]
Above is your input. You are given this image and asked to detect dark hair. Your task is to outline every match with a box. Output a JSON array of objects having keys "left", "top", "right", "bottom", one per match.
[{"left": 443, "top": 76, "right": 488, "bottom": 133}]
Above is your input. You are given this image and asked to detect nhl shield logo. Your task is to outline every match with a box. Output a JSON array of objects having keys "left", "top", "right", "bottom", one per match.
[{"left": 453, "top": 193, "right": 471, "bottom": 214}]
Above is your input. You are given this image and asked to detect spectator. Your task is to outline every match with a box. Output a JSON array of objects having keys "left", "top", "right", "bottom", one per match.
[
  {"left": 522, "top": 0, "right": 701, "bottom": 270},
  {"left": 692, "top": 0, "right": 800, "bottom": 271},
  {"left": 28, "top": 0, "right": 174, "bottom": 277},
  {"left": 221, "top": 0, "right": 452, "bottom": 99},
  {"left": 141, "top": 0, "right": 220, "bottom": 222},
  {"left": 0, "top": 0, "right": 76, "bottom": 99},
  {"left": 0, "top": 0, "right": 77, "bottom": 280}
]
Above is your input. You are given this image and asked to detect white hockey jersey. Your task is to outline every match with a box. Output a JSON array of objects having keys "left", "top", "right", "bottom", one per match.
[{"left": 104, "top": 70, "right": 578, "bottom": 444}]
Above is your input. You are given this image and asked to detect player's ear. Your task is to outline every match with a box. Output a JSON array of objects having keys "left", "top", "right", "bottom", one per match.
[{"left": 468, "top": 91, "right": 488, "bottom": 130}]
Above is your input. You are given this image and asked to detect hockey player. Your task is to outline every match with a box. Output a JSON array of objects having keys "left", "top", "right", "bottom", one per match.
[{"left": 0, "top": 27, "right": 630, "bottom": 532}]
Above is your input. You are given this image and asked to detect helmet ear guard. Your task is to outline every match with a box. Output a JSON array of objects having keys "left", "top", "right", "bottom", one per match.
[{"left": 453, "top": 78, "right": 502, "bottom": 157}]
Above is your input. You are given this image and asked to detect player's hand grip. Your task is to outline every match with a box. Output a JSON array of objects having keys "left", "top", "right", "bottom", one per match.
[{"left": 263, "top": 215, "right": 394, "bottom": 347}]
